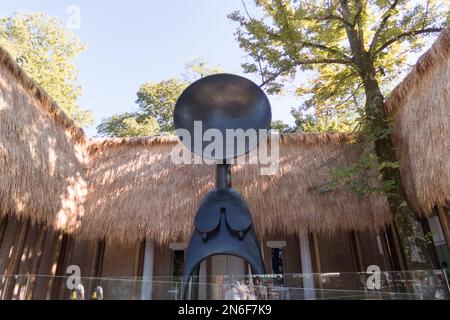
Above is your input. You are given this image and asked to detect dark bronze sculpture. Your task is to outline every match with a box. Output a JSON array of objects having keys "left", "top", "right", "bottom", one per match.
[{"left": 173, "top": 73, "right": 271, "bottom": 299}]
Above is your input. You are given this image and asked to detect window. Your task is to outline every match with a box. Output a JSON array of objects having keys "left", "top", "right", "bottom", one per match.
[
  {"left": 271, "top": 247, "right": 285, "bottom": 286},
  {"left": 428, "top": 216, "right": 450, "bottom": 267},
  {"left": 172, "top": 250, "right": 185, "bottom": 278},
  {"left": 271, "top": 247, "right": 285, "bottom": 275}
]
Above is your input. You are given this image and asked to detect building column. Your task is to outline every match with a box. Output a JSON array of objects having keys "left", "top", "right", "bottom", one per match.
[
  {"left": 45, "top": 232, "right": 64, "bottom": 300},
  {"left": 385, "top": 224, "right": 407, "bottom": 271},
  {"left": 132, "top": 240, "right": 145, "bottom": 299},
  {"left": 88, "top": 238, "right": 106, "bottom": 297},
  {"left": 420, "top": 218, "right": 441, "bottom": 269},
  {"left": 348, "top": 230, "right": 364, "bottom": 272},
  {"left": 55, "top": 235, "right": 76, "bottom": 300},
  {"left": 140, "top": 241, "right": 154, "bottom": 300},
  {"left": 310, "top": 233, "right": 322, "bottom": 274},
  {"left": 25, "top": 224, "right": 47, "bottom": 300},
  {"left": 299, "top": 231, "right": 315, "bottom": 300},
  {"left": 437, "top": 206, "right": 450, "bottom": 258},
  {"left": 0, "top": 215, "right": 9, "bottom": 250},
  {"left": 198, "top": 260, "right": 207, "bottom": 300},
  {"left": 309, "top": 232, "right": 324, "bottom": 299},
  {"left": 2, "top": 219, "right": 30, "bottom": 300}
]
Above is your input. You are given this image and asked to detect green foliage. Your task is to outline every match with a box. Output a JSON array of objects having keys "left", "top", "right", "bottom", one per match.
[
  {"left": 183, "top": 58, "right": 223, "bottom": 82},
  {"left": 135, "top": 60, "right": 223, "bottom": 133},
  {"left": 292, "top": 108, "right": 358, "bottom": 132},
  {"left": 315, "top": 150, "right": 400, "bottom": 197},
  {"left": 0, "top": 12, "right": 92, "bottom": 127},
  {"left": 98, "top": 59, "right": 222, "bottom": 137},
  {"left": 136, "top": 79, "right": 188, "bottom": 132},
  {"left": 96, "top": 113, "right": 160, "bottom": 138},
  {"left": 311, "top": 122, "right": 400, "bottom": 197},
  {"left": 230, "top": 3, "right": 447, "bottom": 268},
  {"left": 229, "top": 0, "right": 448, "bottom": 132},
  {"left": 270, "top": 120, "right": 291, "bottom": 132}
]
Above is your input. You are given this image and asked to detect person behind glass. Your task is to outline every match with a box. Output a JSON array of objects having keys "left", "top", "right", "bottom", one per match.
[
  {"left": 70, "top": 283, "right": 85, "bottom": 300},
  {"left": 91, "top": 285, "right": 104, "bottom": 300},
  {"left": 244, "top": 278, "right": 256, "bottom": 300},
  {"left": 254, "top": 277, "right": 268, "bottom": 300}
]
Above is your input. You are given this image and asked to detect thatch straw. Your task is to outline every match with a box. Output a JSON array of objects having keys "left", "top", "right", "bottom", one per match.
[
  {"left": 386, "top": 27, "right": 450, "bottom": 216},
  {"left": 0, "top": 47, "right": 86, "bottom": 143},
  {"left": 1, "top": 26, "right": 448, "bottom": 242},
  {"left": 0, "top": 46, "right": 87, "bottom": 232},
  {"left": 82, "top": 134, "right": 392, "bottom": 245}
]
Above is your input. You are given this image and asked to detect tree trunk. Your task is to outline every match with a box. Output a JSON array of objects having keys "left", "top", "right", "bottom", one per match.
[
  {"left": 361, "top": 63, "right": 434, "bottom": 269},
  {"left": 338, "top": 0, "right": 434, "bottom": 269}
]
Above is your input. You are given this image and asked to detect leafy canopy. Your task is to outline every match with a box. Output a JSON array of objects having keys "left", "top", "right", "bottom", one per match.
[
  {"left": 229, "top": 0, "right": 448, "bottom": 131},
  {"left": 96, "top": 113, "right": 160, "bottom": 138},
  {"left": 97, "top": 60, "right": 223, "bottom": 137},
  {"left": 0, "top": 12, "right": 92, "bottom": 127},
  {"left": 136, "top": 79, "right": 189, "bottom": 133},
  {"left": 270, "top": 119, "right": 296, "bottom": 132}
]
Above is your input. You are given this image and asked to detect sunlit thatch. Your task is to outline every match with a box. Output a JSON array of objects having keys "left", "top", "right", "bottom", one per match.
[
  {"left": 386, "top": 27, "right": 450, "bottom": 216},
  {"left": 82, "top": 134, "right": 392, "bottom": 244},
  {"left": 0, "top": 46, "right": 87, "bottom": 232},
  {"left": 0, "top": 27, "right": 448, "bottom": 242}
]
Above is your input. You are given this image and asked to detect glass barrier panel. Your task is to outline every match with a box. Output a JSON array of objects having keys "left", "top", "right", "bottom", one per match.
[{"left": 0, "top": 269, "right": 448, "bottom": 300}]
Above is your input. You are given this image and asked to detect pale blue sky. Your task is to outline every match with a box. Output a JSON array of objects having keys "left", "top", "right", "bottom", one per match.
[
  {"left": 0, "top": 0, "right": 301, "bottom": 136},
  {"left": 0, "top": 1, "right": 435, "bottom": 137}
]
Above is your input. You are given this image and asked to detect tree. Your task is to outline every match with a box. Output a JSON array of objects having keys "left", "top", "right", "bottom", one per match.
[
  {"left": 230, "top": 0, "right": 448, "bottom": 268},
  {"left": 183, "top": 58, "right": 223, "bottom": 82},
  {"left": 136, "top": 79, "right": 189, "bottom": 132},
  {"left": 96, "top": 112, "right": 160, "bottom": 137},
  {"left": 98, "top": 59, "right": 223, "bottom": 137},
  {"left": 292, "top": 108, "right": 356, "bottom": 132},
  {"left": 136, "top": 60, "right": 224, "bottom": 132},
  {"left": 270, "top": 120, "right": 291, "bottom": 132},
  {"left": 0, "top": 12, "right": 92, "bottom": 127}
]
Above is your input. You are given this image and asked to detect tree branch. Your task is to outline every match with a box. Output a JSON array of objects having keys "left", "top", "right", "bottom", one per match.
[
  {"left": 303, "top": 0, "right": 354, "bottom": 26},
  {"left": 240, "top": 0, "right": 266, "bottom": 85},
  {"left": 334, "top": 82, "right": 364, "bottom": 109},
  {"left": 375, "top": 28, "right": 444, "bottom": 54},
  {"left": 259, "top": 59, "right": 352, "bottom": 88},
  {"left": 295, "top": 58, "right": 354, "bottom": 66},
  {"left": 258, "top": 58, "right": 354, "bottom": 88},
  {"left": 259, "top": 68, "right": 287, "bottom": 88},
  {"left": 370, "top": 0, "right": 400, "bottom": 54},
  {"left": 264, "top": 29, "right": 352, "bottom": 61},
  {"left": 302, "top": 13, "right": 354, "bottom": 27},
  {"left": 298, "top": 40, "right": 353, "bottom": 61}
]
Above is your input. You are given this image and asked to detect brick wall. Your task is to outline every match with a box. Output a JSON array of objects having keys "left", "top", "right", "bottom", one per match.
[
  {"left": 358, "top": 229, "right": 389, "bottom": 271},
  {"left": 100, "top": 240, "right": 137, "bottom": 300},
  {"left": 0, "top": 217, "right": 18, "bottom": 277},
  {"left": 0, "top": 217, "right": 18, "bottom": 298},
  {"left": 0, "top": 217, "right": 401, "bottom": 300},
  {"left": 317, "top": 230, "right": 354, "bottom": 273},
  {"left": 32, "top": 231, "right": 56, "bottom": 299},
  {"left": 152, "top": 244, "right": 175, "bottom": 299}
]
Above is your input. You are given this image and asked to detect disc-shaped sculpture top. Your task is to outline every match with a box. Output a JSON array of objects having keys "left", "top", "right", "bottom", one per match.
[{"left": 174, "top": 73, "right": 272, "bottom": 160}]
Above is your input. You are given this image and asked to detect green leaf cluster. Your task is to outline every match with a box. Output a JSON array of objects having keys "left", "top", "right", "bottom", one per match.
[
  {"left": 97, "top": 60, "right": 223, "bottom": 137},
  {"left": 0, "top": 12, "right": 92, "bottom": 127}
]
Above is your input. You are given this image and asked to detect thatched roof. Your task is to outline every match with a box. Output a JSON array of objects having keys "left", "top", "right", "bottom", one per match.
[
  {"left": 0, "top": 46, "right": 87, "bottom": 232},
  {"left": 386, "top": 27, "right": 450, "bottom": 216},
  {"left": 0, "top": 26, "right": 448, "bottom": 243},
  {"left": 82, "top": 134, "right": 392, "bottom": 244}
]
